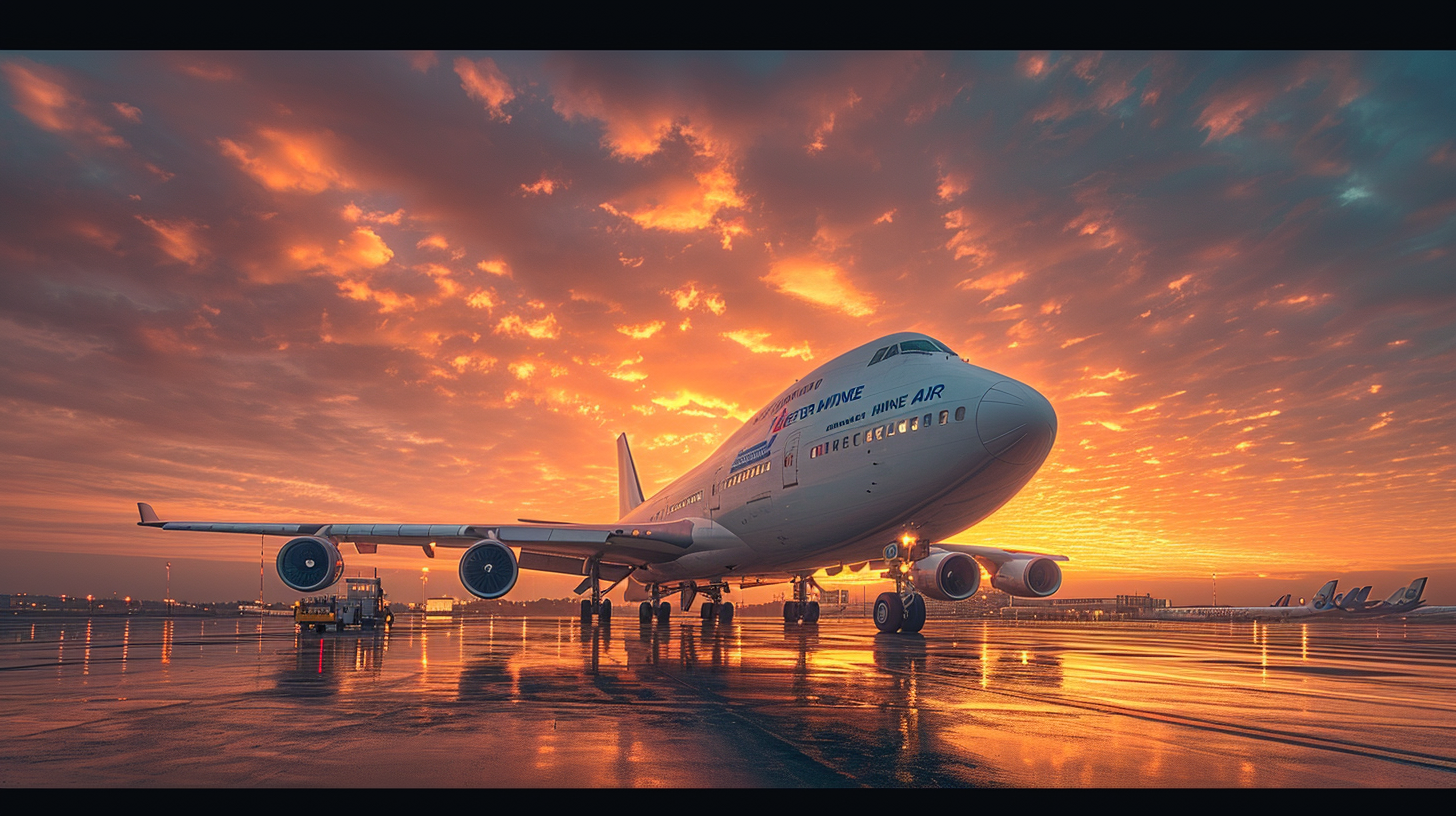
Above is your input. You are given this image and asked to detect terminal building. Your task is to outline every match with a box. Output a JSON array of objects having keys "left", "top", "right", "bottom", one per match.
[{"left": 992, "top": 594, "right": 1169, "bottom": 621}]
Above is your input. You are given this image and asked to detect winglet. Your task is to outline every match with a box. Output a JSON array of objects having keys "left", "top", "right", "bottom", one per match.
[
  {"left": 137, "top": 502, "right": 163, "bottom": 527},
  {"left": 617, "top": 434, "right": 645, "bottom": 519}
]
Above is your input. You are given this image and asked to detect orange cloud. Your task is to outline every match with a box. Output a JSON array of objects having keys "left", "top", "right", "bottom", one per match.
[
  {"left": 454, "top": 57, "right": 514, "bottom": 121},
  {"left": 664, "top": 282, "right": 726, "bottom": 315},
  {"left": 495, "top": 314, "right": 561, "bottom": 340},
  {"left": 476, "top": 259, "right": 511, "bottom": 277},
  {"left": 136, "top": 216, "right": 206, "bottom": 265},
  {"left": 721, "top": 330, "right": 813, "bottom": 361},
  {"left": 218, "top": 129, "right": 354, "bottom": 193},
  {"left": 600, "top": 164, "right": 745, "bottom": 234},
  {"left": 521, "top": 175, "right": 561, "bottom": 195},
  {"left": 3, "top": 60, "right": 127, "bottom": 148},
  {"left": 762, "top": 258, "right": 876, "bottom": 317},
  {"left": 289, "top": 227, "right": 394, "bottom": 277},
  {"left": 616, "top": 321, "right": 665, "bottom": 339},
  {"left": 342, "top": 203, "right": 404, "bottom": 225}
]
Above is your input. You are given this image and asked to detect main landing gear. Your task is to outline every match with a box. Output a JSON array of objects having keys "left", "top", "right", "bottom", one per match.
[
  {"left": 695, "top": 582, "right": 735, "bottom": 626},
  {"left": 579, "top": 559, "right": 612, "bottom": 628},
  {"left": 783, "top": 576, "right": 820, "bottom": 625},
  {"left": 638, "top": 582, "right": 735, "bottom": 627}
]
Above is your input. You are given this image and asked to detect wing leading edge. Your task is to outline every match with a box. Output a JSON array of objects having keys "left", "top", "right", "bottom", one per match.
[{"left": 136, "top": 502, "right": 693, "bottom": 568}]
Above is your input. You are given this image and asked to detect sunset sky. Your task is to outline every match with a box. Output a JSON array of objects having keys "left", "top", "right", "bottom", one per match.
[{"left": 3, "top": 51, "right": 1453, "bottom": 607}]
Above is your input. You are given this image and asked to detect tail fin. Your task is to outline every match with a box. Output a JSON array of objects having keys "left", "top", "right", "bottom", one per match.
[
  {"left": 1310, "top": 580, "right": 1338, "bottom": 610},
  {"left": 617, "top": 433, "right": 645, "bottom": 519},
  {"left": 1272, "top": 593, "right": 1291, "bottom": 607},
  {"left": 1404, "top": 577, "right": 1428, "bottom": 604}
]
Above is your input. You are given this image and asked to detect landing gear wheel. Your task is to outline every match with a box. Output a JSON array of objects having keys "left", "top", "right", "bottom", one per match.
[
  {"left": 783, "top": 601, "right": 799, "bottom": 623},
  {"left": 718, "top": 602, "right": 734, "bottom": 625},
  {"left": 655, "top": 602, "right": 670, "bottom": 626},
  {"left": 599, "top": 598, "right": 611, "bottom": 624},
  {"left": 639, "top": 601, "right": 653, "bottom": 625},
  {"left": 315, "top": 623, "right": 326, "bottom": 634},
  {"left": 874, "top": 592, "right": 904, "bottom": 634},
  {"left": 580, "top": 599, "right": 592, "bottom": 627},
  {"left": 804, "top": 601, "right": 821, "bottom": 624},
  {"left": 902, "top": 594, "right": 926, "bottom": 633},
  {"left": 701, "top": 602, "right": 716, "bottom": 621}
]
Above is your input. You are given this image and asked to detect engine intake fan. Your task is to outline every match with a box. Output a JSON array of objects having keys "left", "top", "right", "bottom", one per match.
[
  {"left": 910, "top": 551, "right": 981, "bottom": 602},
  {"left": 459, "top": 539, "right": 519, "bottom": 599},
  {"left": 276, "top": 536, "right": 344, "bottom": 593}
]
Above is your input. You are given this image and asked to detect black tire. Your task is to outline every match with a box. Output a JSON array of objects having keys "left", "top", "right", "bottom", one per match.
[
  {"left": 804, "top": 601, "right": 821, "bottom": 624},
  {"left": 599, "top": 598, "right": 611, "bottom": 624},
  {"left": 701, "top": 602, "right": 715, "bottom": 621},
  {"left": 718, "top": 602, "right": 734, "bottom": 625},
  {"left": 639, "top": 601, "right": 653, "bottom": 625},
  {"left": 783, "top": 601, "right": 800, "bottom": 623},
  {"left": 655, "top": 602, "right": 670, "bottom": 626},
  {"left": 874, "top": 592, "right": 904, "bottom": 634},
  {"left": 580, "top": 599, "right": 592, "bottom": 627},
  {"left": 902, "top": 594, "right": 926, "bottom": 633}
]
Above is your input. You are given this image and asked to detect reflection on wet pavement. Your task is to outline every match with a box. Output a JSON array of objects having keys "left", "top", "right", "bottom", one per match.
[{"left": 2, "top": 616, "right": 1454, "bottom": 786}]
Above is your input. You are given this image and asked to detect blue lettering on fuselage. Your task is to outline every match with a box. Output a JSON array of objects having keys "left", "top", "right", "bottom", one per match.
[{"left": 871, "top": 383, "right": 945, "bottom": 417}]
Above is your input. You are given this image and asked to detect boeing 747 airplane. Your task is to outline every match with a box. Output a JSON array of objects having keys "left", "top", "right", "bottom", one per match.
[{"left": 137, "top": 332, "right": 1064, "bottom": 634}]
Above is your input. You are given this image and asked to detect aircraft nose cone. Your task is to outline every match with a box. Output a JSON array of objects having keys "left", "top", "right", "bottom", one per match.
[{"left": 976, "top": 380, "right": 1057, "bottom": 465}]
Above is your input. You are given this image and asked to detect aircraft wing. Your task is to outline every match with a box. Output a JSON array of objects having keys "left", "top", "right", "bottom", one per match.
[
  {"left": 933, "top": 542, "right": 1069, "bottom": 566},
  {"left": 136, "top": 502, "right": 693, "bottom": 567}
]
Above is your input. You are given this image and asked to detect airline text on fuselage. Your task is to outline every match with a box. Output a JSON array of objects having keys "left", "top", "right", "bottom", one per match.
[{"left": 870, "top": 383, "right": 946, "bottom": 417}]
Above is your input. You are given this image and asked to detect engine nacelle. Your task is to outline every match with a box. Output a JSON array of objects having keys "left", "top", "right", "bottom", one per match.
[
  {"left": 910, "top": 551, "right": 981, "bottom": 601},
  {"left": 989, "top": 557, "right": 1063, "bottom": 598},
  {"left": 458, "top": 539, "right": 519, "bottom": 599},
  {"left": 276, "top": 536, "right": 344, "bottom": 593}
]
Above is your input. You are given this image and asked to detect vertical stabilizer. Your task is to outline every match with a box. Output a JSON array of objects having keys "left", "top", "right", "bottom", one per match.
[
  {"left": 1310, "top": 580, "right": 1338, "bottom": 610},
  {"left": 617, "top": 433, "right": 645, "bottom": 519}
]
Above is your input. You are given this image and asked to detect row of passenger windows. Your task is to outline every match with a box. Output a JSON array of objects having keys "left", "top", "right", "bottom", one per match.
[
  {"left": 809, "top": 406, "right": 968, "bottom": 458},
  {"left": 724, "top": 460, "right": 771, "bottom": 489},
  {"left": 651, "top": 490, "right": 703, "bottom": 521}
]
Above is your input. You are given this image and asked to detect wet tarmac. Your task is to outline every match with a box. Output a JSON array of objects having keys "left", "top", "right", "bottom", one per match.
[{"left": 2, "top": 613, "right": 1454, "bottom": 787}]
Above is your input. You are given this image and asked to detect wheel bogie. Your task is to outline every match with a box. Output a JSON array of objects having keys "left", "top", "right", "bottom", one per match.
[
  {"left": 902, "top": 594, "right": 926, "bottom": 633},
  {"left": 874, "top": 592, "right": 904, "bottom": 633}
]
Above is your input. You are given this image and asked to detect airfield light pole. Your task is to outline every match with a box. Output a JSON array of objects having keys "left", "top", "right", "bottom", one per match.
[
  {"left": 1213, "top": 573, "right": 1217, "bottom": 607},
  {"left": 166, "top": 561, "right": 172, "bottom": 616}
]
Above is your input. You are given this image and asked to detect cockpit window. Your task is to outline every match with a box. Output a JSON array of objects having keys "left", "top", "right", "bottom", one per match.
[
  {"left": 932, "top": 340, "right": 956, "bottom": 355},
  {"left": 868, "top": 347, "right": 888, "bottom": 366},
  {"left": 899, "top": 339, "right": 940, "bottom": 354}
]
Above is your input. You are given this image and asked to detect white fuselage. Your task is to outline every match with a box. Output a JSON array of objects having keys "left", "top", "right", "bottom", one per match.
[{"left": 622, "top": 333, "right": 1057, "bottom": 585}]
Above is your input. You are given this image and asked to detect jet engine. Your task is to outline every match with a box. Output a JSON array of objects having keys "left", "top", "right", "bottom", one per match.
[
  {"left": 910, "top": 551, "right": 981, "bottom": 601},
  {"left": 458, "top": 539, "right": 518, "bottom": 599},
  {"left": 989, "top": 556, "right": 1062, "bottom": 598},
  {"left": 276, "top": 536, "right": 344, "bottom": 593}
]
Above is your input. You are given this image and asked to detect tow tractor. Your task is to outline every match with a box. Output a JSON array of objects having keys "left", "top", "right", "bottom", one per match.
[{"left": 294, "top": 575, "right": 394, "bottom": 633}]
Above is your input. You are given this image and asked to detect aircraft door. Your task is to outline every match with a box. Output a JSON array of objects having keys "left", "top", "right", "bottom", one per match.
[
  {"left": 782, "top": 431, "right": 800, "bottom": 488},
  {"left": 709, "top": 466, "right": 722, "bottom": 514}
]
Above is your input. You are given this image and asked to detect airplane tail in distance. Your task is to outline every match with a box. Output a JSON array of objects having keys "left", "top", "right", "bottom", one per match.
[
  {"left": 1310, "top": 580, "right": 1338, "bottom": 610},
  {"left": 617, "top": 433, "right": 645, "bottom": 519},
  {"left": 1271, "top": 593, "right": 1291, "bottom": 607},
  {"left": 1403, "top": 577, "right": 1428, "bottom": 605}
]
